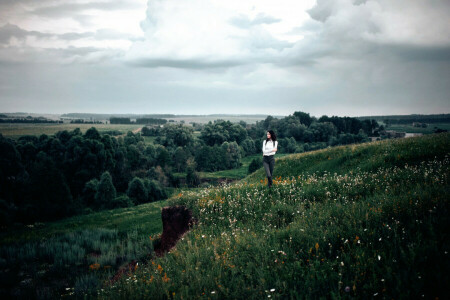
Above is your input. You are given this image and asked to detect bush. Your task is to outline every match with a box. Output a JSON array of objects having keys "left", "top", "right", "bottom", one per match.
[
  {"left": 108, "top": 195, "right": 134, "bottom": 209},
  {"left": 248, "top": 157, "right": 262, "bottom": 174},
  {"left": 127, "top": 177, "right": 147, "bottom": 204}
]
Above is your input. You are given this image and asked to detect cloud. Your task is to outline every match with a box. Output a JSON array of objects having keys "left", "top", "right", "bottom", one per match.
[
  {"left": 31, "top": 1, "right": 143, "bottom": 18},
  {"left": 126, "top": 0, "right": 314, "bottom": 69},
  {"left": 229, "top": 13, "right": 281, "bottom": 29}
]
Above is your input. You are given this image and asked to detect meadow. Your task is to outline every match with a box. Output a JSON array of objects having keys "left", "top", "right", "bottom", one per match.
[
  {"left": 98, "top": 133, "right": 449, "bottom": 299},
  {"left": 1, "top": 133, "right": 448, "bottom": 299},
  {"left": 0, "top": 201, "right": 167, "bottom": 298}
]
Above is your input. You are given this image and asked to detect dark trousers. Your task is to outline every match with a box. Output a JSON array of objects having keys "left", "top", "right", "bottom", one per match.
[{"left": 263, "top": 155, "right": 275, "bottom": 187}]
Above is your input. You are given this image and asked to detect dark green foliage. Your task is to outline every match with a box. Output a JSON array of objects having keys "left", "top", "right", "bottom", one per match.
[
  {"left": 110, "top": 117, "right": 131, "bottom": 124},
  {"left": 109, "top": 195, "right": 134, "bottom": 209},
  {"left": 173, "top": 146, "right": 188, "bottom": 172},
  {"left": 195, "top": 144, "right": 227, "bottom": 171},
  {"left": 156, "top": 124, "right": 193, "bottom": 147},
  {"left": 84, "top": 127, "right": 101, "bottom": 140},
  {"left": 127, "top": 177, "right": 147, "bottom": 204},
  {"left": 200, "top": 120, "right": 247, "bottom": 146},
  {"left": 135, "top": 118, "right": 167, "bottom": 125},
  {"left": 248, "top": 157, "right": 262, "bottom": 174},
  {"left": 95, "top": 171, "right": 116, "bottom": 209},
  {"left": 25, "top": 152, "right": 73, "bottom": 221},
  {"left": 186, "top": 158, "right": 201, "bottom": 187},
  {"left": 221, "top": 141, "right": 242, "bottom": 169},
  {"left": 82, "top": 179, "right": 99, "bottom": 207},
  {"left": 240, "top": 138, "right": 256, "bottom": 156},
  {"left": 141, "top": 126, "right": 160, "bottom": 136},
  {"left": 144, "top": 179, "right": 167, "bottom": 202},
  {"left": 156, "top": 145, "right": 170, "bottom": 167},
  {"left": 293, "top": 111, "right": 313, "bottom": 126}
]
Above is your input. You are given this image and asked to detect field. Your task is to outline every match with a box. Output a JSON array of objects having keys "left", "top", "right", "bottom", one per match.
[
  {"left": 0, "top": 200, "right": 167, "bottom": 298},
  {"left": 0, "top": 123, "right": 142, "bottom": 139},
  {"left": 386, "top": 123, "right": 450, "bottom": 134},
  {"left": 1, "top": 133, "right": 449, "bottom": 299}
]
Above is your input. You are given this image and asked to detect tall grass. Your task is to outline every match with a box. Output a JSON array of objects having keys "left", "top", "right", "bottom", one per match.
[
  {"left": 0, "top": 200, "right": 167, "bottom": 299},
  {"left": 98, "top": 133, "right": 449, "bottom": 299}
]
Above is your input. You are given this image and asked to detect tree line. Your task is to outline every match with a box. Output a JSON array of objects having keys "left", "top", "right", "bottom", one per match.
[
  {"left": 110, "top": 117, "right": 167, "bottom": 125},
  {"left": 0, "top": 111, "right": 381, "bottom": 226}
]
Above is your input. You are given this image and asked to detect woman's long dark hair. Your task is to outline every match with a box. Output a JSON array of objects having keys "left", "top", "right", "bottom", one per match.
[{"left": 266, "top": 130, "right": 277, "bottom": 145}]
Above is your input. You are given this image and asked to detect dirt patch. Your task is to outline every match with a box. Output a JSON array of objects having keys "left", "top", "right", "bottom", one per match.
[{"left": 154, "top": 205, "right": 196, "bottom": 256}]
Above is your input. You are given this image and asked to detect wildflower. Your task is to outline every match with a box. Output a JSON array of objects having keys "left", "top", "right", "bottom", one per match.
[
  {"left": 270, "top": 289, "right": 275, "bottom": 292},
  {"left": 315, "top": 243, "right": 319, "bottom": 251},
  {"left": 345, "top": 286, "right": 350, "bottom": 292},
  {"left": 157, "top": 264, "right": 163, "bottom": 273},
  {"left": 162, "top": 273, "right": 170, "bottom": 283}
]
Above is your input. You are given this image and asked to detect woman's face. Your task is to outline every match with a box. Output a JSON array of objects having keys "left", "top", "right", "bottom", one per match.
[{"left": 267, "top": 132, "right": 271, "bottom": 139}]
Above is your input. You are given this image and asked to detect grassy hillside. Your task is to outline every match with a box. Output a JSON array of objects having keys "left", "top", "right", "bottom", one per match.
[
  {"left": 98, "top": 133, "right": 449, "bottom": 299},
  {"left": 0, "top": 201, "right": 167, "bottom": 298}
]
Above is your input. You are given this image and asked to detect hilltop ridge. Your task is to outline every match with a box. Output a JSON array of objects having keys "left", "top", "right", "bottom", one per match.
[{"left": 98, "top": 132, "right": 449, "bottom": 299}]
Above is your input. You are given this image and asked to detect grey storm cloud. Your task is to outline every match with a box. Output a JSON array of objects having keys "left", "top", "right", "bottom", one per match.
[
  {"left": 0, "top": 0, "right": 449, "bottom": 116},
  {"left": 0, "top": 23, "right": 51, "bottom": 44},
  {"left": 128, "top": 58, "right": 245, "bottom": 70},
  {"left": 0, "top": 23, "right": 139, "bottom": 47}
]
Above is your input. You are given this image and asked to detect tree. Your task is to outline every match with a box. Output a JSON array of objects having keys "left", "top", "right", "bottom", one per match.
[
  {"left": 127, "top": 177, "right": 147, "bottom": 204},
  {"left": 293, "top": 111, "right": 313, "bottom": 127},
  {"left": 84, "top": 127, "right": 101, "bottom": 140},
  {"left": 144, "top": 178, "right": 167, "bottom": 202},
  {"left": 95, "top": 171, "right": 117, "bottom": 209},
  {"left": 82, "top": 178, "right": 99, "bottom": 207},
  {"left": 222, "top": 141, "right": 242, "bottom": 169},
  {"left": 185, "top": 158, "right": 200, "bottom": 187},
  {"left": 173, "top": 147, "right": 188, "bottom": 172},
  {"left": 241, "top": 138, "right": 256, "bottom": 156},
  {"left": 199, "top": 120, "right": 247, "bottom": 146},
  {"left": 27, "top": 152, "right": 73, "bottom": 221}
]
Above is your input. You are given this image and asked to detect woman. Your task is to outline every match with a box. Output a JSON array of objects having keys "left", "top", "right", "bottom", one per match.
[{"left": 262, "top": 130, "right": 278, "bottom": 188}]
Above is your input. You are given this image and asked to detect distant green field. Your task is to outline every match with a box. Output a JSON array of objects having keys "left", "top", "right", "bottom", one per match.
[
  {"left": 0, "top": 123, "right": 142, "bottom": 139},
  {"left": 387, "top": 123, "right": 450, "bottom": 134}
]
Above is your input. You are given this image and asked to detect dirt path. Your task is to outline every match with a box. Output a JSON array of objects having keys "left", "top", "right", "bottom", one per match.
[{"left": 132, "top": 127, "right": 143, "bottom": 134}]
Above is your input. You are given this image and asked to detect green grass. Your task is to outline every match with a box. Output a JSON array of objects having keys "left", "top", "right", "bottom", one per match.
[
  {"left": 200, "top": 154, "right": 290, "bottom": 180},
  {"left": 0, "top": 200, "right": 168, "bottom": 245},
  {"left": 0, "top": 200, "right": 168, "bottom": 298},
  {"left": 0, "top": 123, "right": 142, "bottom": 139},
  {"left": 1, "top": 133, "right": 449, "bottom": 299},
  {"left": 97, "top": 133, "right": 450, "bottom": 299}
]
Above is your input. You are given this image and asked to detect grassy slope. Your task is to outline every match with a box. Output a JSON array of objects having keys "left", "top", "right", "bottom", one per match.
[
  {"left": 0, "top": 200, "right": 168, "bottom": 245},
  {"left": 99, "top": 133, "right": 449, "bottom": 299}
]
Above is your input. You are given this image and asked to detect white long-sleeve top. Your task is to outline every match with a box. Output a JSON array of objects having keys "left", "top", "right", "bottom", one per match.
[{"left": 262, "top": 140, "right": 278, "bottom": 156}]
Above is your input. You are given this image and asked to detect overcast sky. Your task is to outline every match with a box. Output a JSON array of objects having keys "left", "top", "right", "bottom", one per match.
[{"left": 0, "top": 0, "right": 449, "bottom": 117}]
